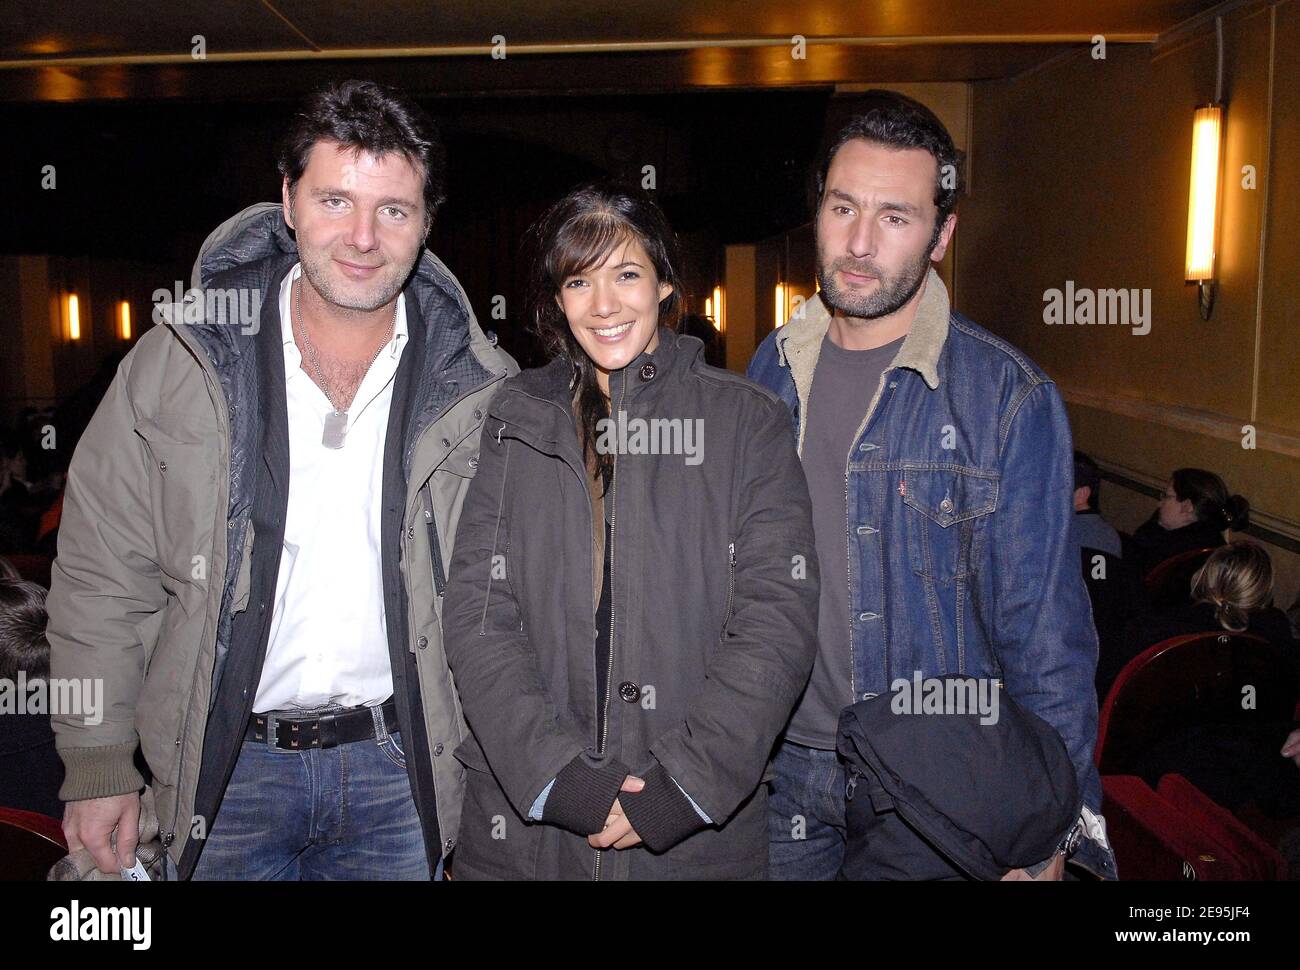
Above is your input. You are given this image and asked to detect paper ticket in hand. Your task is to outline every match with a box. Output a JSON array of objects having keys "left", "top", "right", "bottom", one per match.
[{"left": 119, "top": 859, "right": 151, "bottom": 881}]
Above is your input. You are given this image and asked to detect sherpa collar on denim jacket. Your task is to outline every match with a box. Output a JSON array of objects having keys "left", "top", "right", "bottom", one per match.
[{"left": 773, "top": 266, "right": 949, "bottom": 453}]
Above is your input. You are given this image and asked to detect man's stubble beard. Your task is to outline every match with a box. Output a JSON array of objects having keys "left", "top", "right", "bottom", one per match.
[
  {"left": 297, "top": 244, "right": 414, "bottom": 315},
  {"left": 816, "top": 226, "right": 938, "bottom": 322}
]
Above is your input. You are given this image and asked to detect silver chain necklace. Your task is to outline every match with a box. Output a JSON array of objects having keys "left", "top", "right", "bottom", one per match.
[{"left": 293, "top": 275, "right": 397, "bottom": 449}]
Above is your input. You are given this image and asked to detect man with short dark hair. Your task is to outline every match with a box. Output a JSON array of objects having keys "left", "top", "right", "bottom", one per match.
[
  {"left": 1073, "top": 451, "right": 1122, "bottom": 558},
  {"left": 0, "top": 579, "right": 65, "bottom": 818},
  {"left": 48, "top": 80, "right": 516, "bottom": 880},
  {"left": 749, "top": 90, "right": 1115, "bottom": 880}
]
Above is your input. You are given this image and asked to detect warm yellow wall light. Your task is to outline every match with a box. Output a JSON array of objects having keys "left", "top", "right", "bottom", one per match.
[
  {"left": 707, "top": 284, "right": 724, "bottom": 332},
  {"left": 67, "top": 293, "right": 81, "bottom": 341},
  {"left": 1184, "top": 104, "right": 1222, "bottom": 318},
  {"left": 118, "top": 300, "right": 132, "bottom": 340}
]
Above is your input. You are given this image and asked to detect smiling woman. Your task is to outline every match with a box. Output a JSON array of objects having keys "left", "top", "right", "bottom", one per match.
[
  {"left": 440, "top": 180, "right": 821, "bottom": 880},
  {"left": 560, "top": 234, "right": 671, "bottom": 375},
  {"left": 526, "top": 182, "right": 686, "bottom": 486}
]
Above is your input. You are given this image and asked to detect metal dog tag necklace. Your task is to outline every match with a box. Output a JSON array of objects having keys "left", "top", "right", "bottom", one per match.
[{"left": 293, "top": 276, "right": 396, "bottom": 449}]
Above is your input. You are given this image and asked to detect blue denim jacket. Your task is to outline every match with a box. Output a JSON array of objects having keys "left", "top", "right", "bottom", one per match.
[{"left": 747, "top": 270, "right": 1116, "bottom": 879}]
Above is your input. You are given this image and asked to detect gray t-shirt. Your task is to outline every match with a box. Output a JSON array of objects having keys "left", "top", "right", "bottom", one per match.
[{"left": 787, "top": 331, "right": 904, "bottom": 749}]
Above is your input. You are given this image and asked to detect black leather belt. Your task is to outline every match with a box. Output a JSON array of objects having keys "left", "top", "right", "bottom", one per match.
[{"left": 245, "top": 699, "right": 399, "bottom": 750}]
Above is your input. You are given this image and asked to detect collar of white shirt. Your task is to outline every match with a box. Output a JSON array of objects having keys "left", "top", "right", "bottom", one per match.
[{"left": 278, "top": 261, "right": 409, "bottom": 390}]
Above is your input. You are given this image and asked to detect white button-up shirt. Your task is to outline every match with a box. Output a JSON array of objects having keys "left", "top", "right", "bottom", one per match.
[{"left": 252, "top": 262, "right": 408, "bottom": 713}]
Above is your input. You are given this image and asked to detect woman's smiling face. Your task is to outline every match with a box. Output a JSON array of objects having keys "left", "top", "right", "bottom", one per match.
[{"left": 557, "top": 233, "right": 673, "bottom": 394}]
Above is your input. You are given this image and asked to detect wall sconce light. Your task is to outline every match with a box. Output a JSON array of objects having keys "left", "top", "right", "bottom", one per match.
[
  {"left": 118, "top": 300, "right": 132, "bottom": 340},
  {"left": 1184, "top": 103, "right": 1223, "bottom": 320},
  {"left": 66, "top": 292, "right": 81, "bottom": 341},
  {"left": 1185, "top": 16, "right": 1227, "bottom": 321},
  {"left": 774, "top": 282, "right": 787, "bottom": 328},
  {"left": 705, "top": 284, "right": 725, "bottom": 332}
]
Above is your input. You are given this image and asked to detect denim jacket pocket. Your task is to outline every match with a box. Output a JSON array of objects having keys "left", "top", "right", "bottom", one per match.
[{"left": 900, "top": 463, "right": 999, "bottom": 584}]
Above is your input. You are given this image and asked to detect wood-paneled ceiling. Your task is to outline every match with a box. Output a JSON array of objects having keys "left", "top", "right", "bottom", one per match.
[{"left": 0, "top": 0, "right": 1230, "bottom": 102}]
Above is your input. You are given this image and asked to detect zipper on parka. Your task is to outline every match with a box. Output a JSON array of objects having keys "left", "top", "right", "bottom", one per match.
[
  {"left": 479, "top": 389, "right": 607, "bottom": 880},
  {"left": 593, "top": 373, "right": 627, "bottom": 882},
  {"left": 720, "top": 542, "right": 737, "bottom": 640},
  {"left": 160, "top": 319, "right": 233, "bottom": 856}
]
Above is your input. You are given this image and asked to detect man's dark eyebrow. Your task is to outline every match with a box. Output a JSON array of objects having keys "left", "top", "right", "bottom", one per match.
[
  {"left": 880, "top": 200, "right": 921, "bottom": 216},
  {"left": 827, "top": 188, "right": 921, "bottom": 216},
  {"left": 827, "top": 188, "right": 862, "bottom": 208},
  {"left": 309, "top": 186, "right": 419, "bottom": 209}
]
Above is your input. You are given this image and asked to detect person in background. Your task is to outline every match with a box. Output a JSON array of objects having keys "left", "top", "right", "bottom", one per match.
[
  {"left": 1126, "top": 468, "right": 1247, "bottom": 581},
  {"left": 0, "top": 435, "right": 31, "bottom": 508},
  {"left": 1113, "top": 542, "right": 1300, "bottom": 827},
  {"left": 0, "top": 436, "right": 36, "bottom": 553},
  {"left": 1101, "top": 540, "right": 1297, "bottom": 696},
  {"left": 1073, "top": 452, "right": 1129, "bottom": 661},
  {"left": 0, "top": 579, "right": 65, "bottom": 818},
  {"left": 1072, "top": 451, "right": 1121, "bottom": 558}
]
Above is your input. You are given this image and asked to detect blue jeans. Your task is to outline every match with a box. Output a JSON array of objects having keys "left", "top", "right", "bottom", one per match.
[
  {"left": 190, "top": 706, "right": 438, "bottom": 881},
  {"left": 767, "top": 740, "right": 847, "bottom": 881}
]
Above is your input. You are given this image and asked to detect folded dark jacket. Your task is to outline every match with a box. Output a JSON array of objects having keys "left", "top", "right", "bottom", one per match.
[{"left": 837, "top": 676, "right": 1082, "bottom": 880}]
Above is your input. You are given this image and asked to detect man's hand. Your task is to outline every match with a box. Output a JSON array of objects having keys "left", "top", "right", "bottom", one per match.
[
  {"left": 587, "top": 775, "right": 644, "bottom": 850},
  {"left": 63, "top": 793, "right": 141, "bottom": 875},
  {"left": 1000, "top": 852, "right": 1065, "bottom": 881}
]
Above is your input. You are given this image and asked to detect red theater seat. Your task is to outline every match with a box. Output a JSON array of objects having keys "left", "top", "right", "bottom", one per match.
[
  {"left": 3, "top": 554, "right": 51, "bottom": 588},
  {"left": 1155, "top": 774, "right": 1284, "bottom": 880},
  {"left": 0, "top": 806, "right": 67, "bottom": 881},
  {"left": 1143, "top": 546, "right": 1217, "bottom": 611},
  {"left": 1096, "top": 631, "right": 1294, "bottom": 775},
  {"left": 1102, "top": 776, "right": 1254, "bottom": 880}
]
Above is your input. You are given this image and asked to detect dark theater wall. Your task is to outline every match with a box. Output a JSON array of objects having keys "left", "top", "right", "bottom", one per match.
[{"left": 957, "top": 0, "right": 1300, "bottom": 606}]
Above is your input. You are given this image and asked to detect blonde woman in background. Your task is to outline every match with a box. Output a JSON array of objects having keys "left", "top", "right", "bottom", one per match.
[{"left": 1101, "top": 541, "right": 1296, "bottom": 694}]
